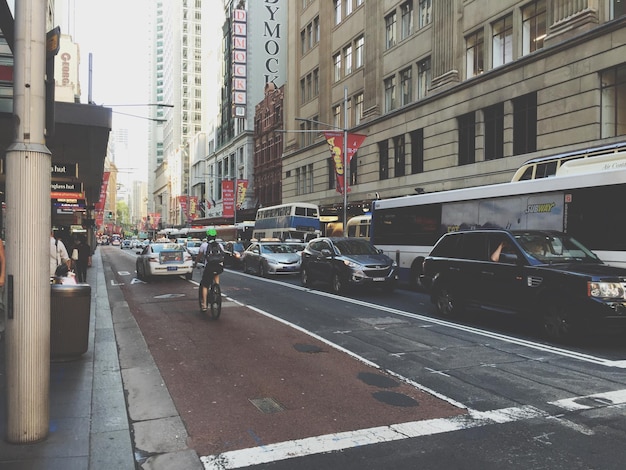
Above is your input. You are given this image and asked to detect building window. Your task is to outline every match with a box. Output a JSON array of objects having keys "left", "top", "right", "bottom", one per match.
[
  {"left": 484, "top": 103, "right": 504, "bottom": 160},
  {"left": 410, "top": 129, "right": 424, "bottom": 174},
  {"left": 458, "top": 112, "right": 476, "bottom": 165},
  {"left": 332, "top": 104, "right": 342, "bottom": 129},
  {"left": 385, "top": 11, "right": 397, "bottom": 49},
  {"left": 417, "top": 57, "right": 431, "bottom": 99},
  {"left": 344, "top": 45, "right": 353, "bottom": 75},
  {"left": 466, "top": 29, "right": 484, "bottom": 78},
  {"left": 601, "top": 65, "right": 626, "bottom": 138},
  {"left": 350, "top": 149, "right": 358, "bottom": 186},
  {"left": 314, "top": 17, "right": 320, "bottom": 43},
  {"left": 300, "top": 78, "right": 306, "bottom": 104},
  {"left": 384, "top": 76, "right": 397, "bottom": 112},
  {"left": 355, "top": 93, "right": 363, "bottom": 125},
  {"left": 306, "top": 74, "right": 312, "bottom": 101},
  {"left": 333, "top": 53, "right": 342, "bottom": 82},
  {"left": 513, "top": 93, "right": 537, "bottom": 155},
  {"left": 401, "top": 1, "right": 413, "bottom": 39},
  {"left": 313, "top": 68, "right": 319, "bottom": 97},
  {"left": 334, "top": 0, "right": 342, "bottom": 25},
  {"left": 522, "top": 0, "right": 546, "bottom": 55},
  {"left": 400, "top": 67, "right": 412, "bottom": 106},
  {"left": 346, "top": 0, "right": 353, "bottom": 16},
  {"left": 492, "top": 14, "right": 513, "bottom": 68},
  {"left": 418, "top": 0, "right": 431, "bottom": 28},
  {"left": 394, "top": 135, "right": 406, "bottom": 177},
  {"left": 379, "top": 140, "right": 389, "bottom": 180},
  {"left": 328, "top": 157, "right": 336, "bottom": 190},
  {"left": 355, "top": 35, "right": 365, "bottom": 68},
  {"left": 300, "top": 30, "right": 307, "bottom": 54}
]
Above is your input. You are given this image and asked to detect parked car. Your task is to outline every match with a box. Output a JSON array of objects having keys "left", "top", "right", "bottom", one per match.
[
  {"left": 300, "top": 237, "right": 397, "bottom": 294},
  {"left": 223, "top": 241, "right": 246, "bottom": 269},
  {"left": 136, "top": 242, "right": 194, "bottom": 281},
  {"left": 420, "top": 229, "right": 626, "bottom": 342},
  {"left": 184, "top": 239, "right": 203, "bottom": 257},
  {"left": 242, "top": 241, "right": 302, "bottom": 276},
  {"left": 120, "top": 239, "right": 132, "bottom": 249}
]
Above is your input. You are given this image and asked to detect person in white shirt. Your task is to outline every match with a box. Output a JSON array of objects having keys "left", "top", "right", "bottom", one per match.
[{"left": 50, "top": 230, "right": 71, "bottom": 277}]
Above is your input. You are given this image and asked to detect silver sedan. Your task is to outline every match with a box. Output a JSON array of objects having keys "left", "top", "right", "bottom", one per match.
[{"left": 242, "top": 241, "right": 302, "bottom": 277}]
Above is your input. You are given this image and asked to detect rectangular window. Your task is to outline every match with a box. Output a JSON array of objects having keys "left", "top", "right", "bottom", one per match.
[
  {"left": 513, "top": 93, "right": 537, "bottom": 155},
  {"left": 344, "top": 45, "right": 353, "bottom": 75},
  {"left": 300, "top": 78, "right": 306, "bottom": 104},
  {"left": 522, "top": 0, "right": 546, "bottom": 55},
  {"left": 492, "top": 14, "right": 513, "bottom": 68},
  {"left": 394, "top": 135, "right": 406, "bottom": 177},
  {"left": 355, "top": 93, "right": 364, "bottom": 125},
  {"left": 410, "top": 129, "right": 424, "bottom": 174},
  {"left": 418, "top": 0, "right": 432, "bottom": 28},
  {"left": 346, "top": 0, "right": 353, "bottom": 16},
  {"left": 400, "top": 67, "right": 412, "bottom": 106},
  {"left": 384, "top": 76, "right": 397, "bottom": 112},
  {"left": 614, "top": 0, "right": 626, "bottom": 18},
  {"left": 379, "top": 140, "right": 389, "bottom": 180},
  {"left": 466, "top": 29, "right": 484, "bottom": 78},
  {"left": 417, "top": 57, "right": 431, "bottom": 99},
  {"left": 484, "top": 103, "right": 504, "bottom": 160},
  {"left": 334, "top": 0, "right": 342, "bottom": 25},
  {"left": 385, "top": 11, "right": 397, "bottom": 49},
  {"left": 333, "top": 104, "right": 342, "bottom": 129},
  {"left": 306, "top": 73, "right": 312, "bottom": 101},
  {"left": 313, "top": 68, "right": 319, "bottom": 96},
  {"left": 328, "top": 157, "right": 336, "bottom": 190},
  {"left": 314, "top": 17, "right": 320, "bottom": 44},
  {"left": 600, "top": 65, "right": 626, "bottom": 138},
  {"left": 333, "top": 53, "right": 342, "bottom": 82},
  {"left": 355, "top": 35, "right": 365, "bottom": 68},
  {"left": 401, "top": 1, "right": 413, "bottom": 39},
  {"left": 301, "top": 30, "right": 306, "bottom": 54},
  {"left": 458, "top": 112, "right": 476, "bottom": 165}
]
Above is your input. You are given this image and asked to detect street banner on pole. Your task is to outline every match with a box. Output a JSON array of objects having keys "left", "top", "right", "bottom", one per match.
[
  {"left": 222, "top": 180, "right": 235, "bottom": 218},
  {"left": 324, "top": 132, "right": 366, "bottom": 194},
  {"left": 236, "top": 179, "right": 248, "bottom": 209}
]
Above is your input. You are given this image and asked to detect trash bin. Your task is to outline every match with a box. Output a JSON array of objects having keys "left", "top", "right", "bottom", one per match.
[{"left": 50, "top": 284, "right": 91, "bottom": 361}]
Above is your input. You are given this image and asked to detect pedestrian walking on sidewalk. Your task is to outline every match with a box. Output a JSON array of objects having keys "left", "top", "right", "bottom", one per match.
[{"left": 72, "top": 235, "right": 92, "bottom": 283}]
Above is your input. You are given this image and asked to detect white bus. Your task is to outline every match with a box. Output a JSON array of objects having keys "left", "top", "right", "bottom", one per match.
[
  {"left": 510, "top": 142, "right": 626, "bottom": 181},
  {"left": 253, "top": 203, "right": 321, "bottom": 241},
  {"left": 371, "top": 167, "right": 626, "bottom": 289}
]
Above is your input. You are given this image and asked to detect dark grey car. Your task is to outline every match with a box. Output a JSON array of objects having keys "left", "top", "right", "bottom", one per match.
[{"left": 300, "top": 237, "right": 398, "bottom": 294}]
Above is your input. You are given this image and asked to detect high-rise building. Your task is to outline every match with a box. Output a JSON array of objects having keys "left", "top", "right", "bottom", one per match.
[{"left": 283, "top": 0, "right": 626, "bottom": 224}]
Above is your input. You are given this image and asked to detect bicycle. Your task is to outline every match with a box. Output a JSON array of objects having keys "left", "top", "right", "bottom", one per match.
[{"left": 198, "top": 277, "right": 222, "bottom": 320}]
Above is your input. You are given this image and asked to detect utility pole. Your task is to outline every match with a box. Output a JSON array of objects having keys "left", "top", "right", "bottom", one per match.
[{"left": 5, "top": 0, "right": 51, "bottom": 442}]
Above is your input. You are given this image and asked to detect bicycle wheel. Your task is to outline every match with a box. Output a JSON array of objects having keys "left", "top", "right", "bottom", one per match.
[{"left": 209, "top": 282, "right": 222, "bottom": 320}]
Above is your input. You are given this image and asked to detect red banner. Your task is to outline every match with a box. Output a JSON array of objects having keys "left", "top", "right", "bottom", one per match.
[
  {"left": 222, "top": 180, "right": 235, "bottom": 218},
  {"left": 149, "top": 213, "right": 161, "bottom": 230},
  {"left": 95, "top": 171, "right": 111, "bottom": 211},
  {"left": 324, "top": 132, "right": 367, "bottom": 194},
  {"left": 236, "top": 180, "right": 248, "bottom": 209}
]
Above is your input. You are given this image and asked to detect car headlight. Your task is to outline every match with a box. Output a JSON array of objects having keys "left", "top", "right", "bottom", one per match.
[
  {"left": 588, "top": 281, "right": 625, "bottom": 299},
  {"left": 391, "top": 260, "right": 397, "bottom": 267},
  {"left": 343, "top": 259, "right": 362, "bottom": 270}
]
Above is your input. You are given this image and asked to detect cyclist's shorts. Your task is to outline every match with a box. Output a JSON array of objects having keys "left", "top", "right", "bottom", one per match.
[{"left": 201, "top": 262, "right": 223, "bottom": 287}]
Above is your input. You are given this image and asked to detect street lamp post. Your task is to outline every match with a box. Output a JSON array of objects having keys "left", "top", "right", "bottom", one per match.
[{"left": 296, "top": 88, "right": 349, "bottom": 235}]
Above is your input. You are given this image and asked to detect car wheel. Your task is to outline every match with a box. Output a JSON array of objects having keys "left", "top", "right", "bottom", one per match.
[
  {"left": 331, "top": 272, "right": 343, "bottom": 294},
  {"left": 434, "top": 286, "right": 460, "bottom": 317},
  {"left": 185, "top": 271, "right": 192, "bottom": 280},
  {"left": 540, "top": 302, "right": 578, "bottom": 343},
  {"left": 136, "top": 263, "right": 144, "bottom": 281},
  {"left": 301, "top": 267, "right": 309, "bottom": 286},
  {"left": 410, "top": 258, "right": 425, "bottom": 292},
  {"left": 259, "top": 263, "right": 267, "bottom": 277}
]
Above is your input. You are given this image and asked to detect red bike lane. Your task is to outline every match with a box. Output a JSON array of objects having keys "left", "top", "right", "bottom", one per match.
[{"left": 121, "top": 277, "right": 466, "bottom": 460}]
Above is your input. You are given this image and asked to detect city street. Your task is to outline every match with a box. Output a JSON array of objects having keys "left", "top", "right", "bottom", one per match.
[{"left": 102, "top": 245, "right": 626, "bottom": 469}]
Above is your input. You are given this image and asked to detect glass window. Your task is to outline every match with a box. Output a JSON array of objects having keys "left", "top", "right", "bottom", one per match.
[
  {"left": 384, "top": 76, "right": 396, "bottom": 112},
  {"left": 355, "top": 93, "right": 364, "bottom": 125},
  {"left": 492, "top": 14, "right": 513, "bottom": 68},
  {"left": 601, "top": 65, "right": 626, "bottom": 138},
  {"left": 334, "top": 0, "right": 342, "bottom": 25},
  {"left": 385, "top": 11, "right": 397, "bottom": 49},
  {"left": 417, "top": 57, "right": 431, "bottom": 99},
  {"left": 400, "top": 67, "right": 413, "bottom": 106},
  {"left": 355, "top": 35, "right": 365, "bottom": 68},
  {"left": 466, "top": 29, "right": 484, "bottom": 78},
  {"left": 401, "top": 1, "right": 413, "bottom": 39},
  {"left": 333, "top": 53, "right": 342, "bottom": 82},
  {"left": 522, "top": 0, "right": 546, "bottom": 55},
  {"left": 344, "top": 45, "right": 353, "bottom": 75},
  {"left": 418, "top": 0, "right": 431, "bottom": 28}
]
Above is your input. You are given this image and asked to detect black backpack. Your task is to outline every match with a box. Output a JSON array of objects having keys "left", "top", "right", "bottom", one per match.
[{"left": 205, "top": 241, "right": 224, "bottom": 263}]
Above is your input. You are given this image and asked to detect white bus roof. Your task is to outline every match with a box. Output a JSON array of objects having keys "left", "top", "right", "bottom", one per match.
[
  {"left": 373, "top": 167, "right": 626, "bottom": 210},
  {"left": 556, "top": 151, "right": 626, "bottom": 176}
]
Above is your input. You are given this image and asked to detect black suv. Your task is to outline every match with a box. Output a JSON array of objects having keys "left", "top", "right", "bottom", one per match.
[
  {"left": 301, "top": 237, "right": 397, "bottom": 294},
  {"left": 420, "top": 230, "right": 626, "bottom": 342}
]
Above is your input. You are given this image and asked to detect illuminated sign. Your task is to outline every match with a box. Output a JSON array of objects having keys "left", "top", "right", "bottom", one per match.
[{"left": 232, "top": 8, "right": 247, "bottom": 117}]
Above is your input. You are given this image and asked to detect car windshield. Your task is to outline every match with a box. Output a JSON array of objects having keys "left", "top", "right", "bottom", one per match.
[
  {"left": 150, "top": 243, "right": 183, "bottom": 253},
  {"left": 334, "top": 239, "right": 379, "bottom": 256},
  {"left": 261, "top": 243, "right": 300, "bottom": 254},
  {"left": 514, "top": 233, "right": 602, "bottom": 264},
  {"left": 186, "top": 241, "right": 202, "bottom": 248}
]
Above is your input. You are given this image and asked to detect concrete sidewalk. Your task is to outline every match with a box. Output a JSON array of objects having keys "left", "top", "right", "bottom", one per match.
[{"left": 0, "top": 249, "right": 200, "bottom": 469}]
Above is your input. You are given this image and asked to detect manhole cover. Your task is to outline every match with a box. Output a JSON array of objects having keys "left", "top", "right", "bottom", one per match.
[
  {"left": 294, "top": 343, "right": 324, "bottom": 354},
  {"left": 372, "top": 391, "right": 419, "bottom": 407},
  {"left": 249, "top": 397, "right": 285, "bottom": 414},
  {"left": 357, "top": 371, "right": 399, "bottom": 388}
]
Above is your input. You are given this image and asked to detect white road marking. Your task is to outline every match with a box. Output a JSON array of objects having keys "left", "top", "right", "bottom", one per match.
[
  {"left": 548, "top": 389, "right": 626, "bottom": 411},
  {"left": 110, "top": 280, "right": 123, "bottom": 286},
  {"left": 230, "top": 271, "right": 626, "bottom": 369},
  {"left": 130, "top": 278, "right": 146, "bottom": 284},
  {"left": 117, "top": 271, "right": 132, "bottom": 276}
]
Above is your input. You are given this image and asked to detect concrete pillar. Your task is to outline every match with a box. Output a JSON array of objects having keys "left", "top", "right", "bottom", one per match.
[{"left": 5, "top": 0, "right": 51, "bottom": 443}]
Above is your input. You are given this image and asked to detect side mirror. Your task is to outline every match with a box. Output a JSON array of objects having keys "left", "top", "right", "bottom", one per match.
[
  {"left": 321, "top": 249, "right": 333, "bottom": 258},
  {"left": 499, "top": 253, "right": 519, "bottom": 264}
]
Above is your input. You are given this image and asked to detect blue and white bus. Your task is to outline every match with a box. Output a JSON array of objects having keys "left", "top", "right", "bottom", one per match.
[
  {"left": 371, "top": 167, "right": 626, "bottom": 289},
  {"left": 253, "top": 203, "right": 321, "bottom": 241}
]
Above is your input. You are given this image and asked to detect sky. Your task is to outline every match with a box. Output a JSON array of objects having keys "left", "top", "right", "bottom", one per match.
[{"left": 9, "top": 0, "right": 152, "bottom": 183}]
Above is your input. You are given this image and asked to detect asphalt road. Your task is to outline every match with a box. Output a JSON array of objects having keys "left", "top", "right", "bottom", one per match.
[{"left": 104, "top": 245, "right": 626, "bottom": 469}]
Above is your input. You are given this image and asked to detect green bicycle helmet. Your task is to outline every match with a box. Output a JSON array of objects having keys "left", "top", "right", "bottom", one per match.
[{"left": 206, "top": 228, "right": 217, "bottom": 237}]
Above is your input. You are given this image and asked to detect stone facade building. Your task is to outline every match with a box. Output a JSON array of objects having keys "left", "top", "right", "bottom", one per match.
[{"left": 282, "top": 0, "right": 626, "bottom": 223}]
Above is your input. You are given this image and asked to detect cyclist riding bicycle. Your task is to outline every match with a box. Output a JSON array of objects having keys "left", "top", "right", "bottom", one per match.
[{"left": 196, "top": 228, "right": 224, "bottom": 312}]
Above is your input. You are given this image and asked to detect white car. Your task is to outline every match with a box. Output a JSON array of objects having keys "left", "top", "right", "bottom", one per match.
[{"left": 136, "top": 242, "right": 194, "bottom": 280}]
